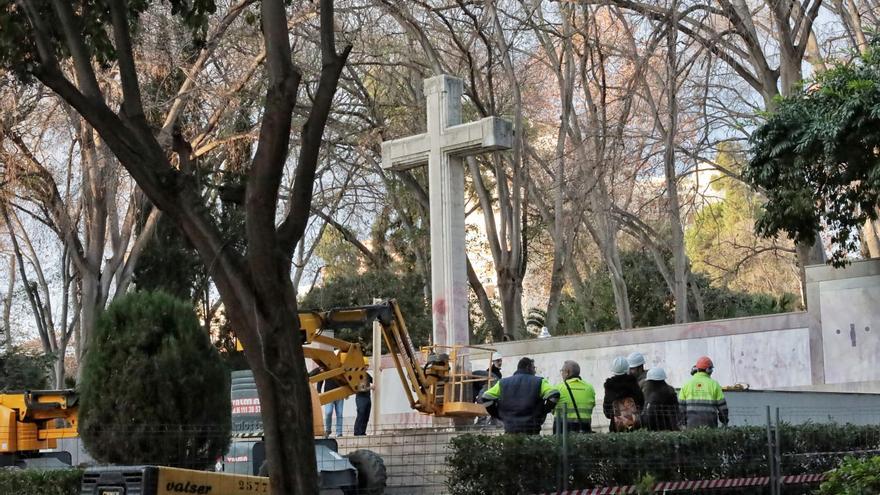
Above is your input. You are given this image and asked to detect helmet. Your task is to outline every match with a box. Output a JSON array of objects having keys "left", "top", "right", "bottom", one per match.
[
  {"left": 695, "top": 356, "right": 714, "bottom": 372},
  {"left": 492, "top": 352, "right": 503, "bottom": 361},
  {"left": 627, "top": 352, "right": 645, "bottom": 368},
  {"left": 610, "top": 356, "right": 629, "bottom": 376},
  {"left": 646, "top": 368, "right": 667, "bottom": 381}
]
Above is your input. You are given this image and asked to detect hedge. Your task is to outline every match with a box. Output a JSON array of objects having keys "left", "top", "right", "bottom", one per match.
[
  {"left": 0, "top": 468, "right": 82, "bottom": 495},
  {"left": 818, "top": 456, "right": 880, "bottom": 494},
  {"left": 447, "top": 424, "right": 880, "bottom": 494}
]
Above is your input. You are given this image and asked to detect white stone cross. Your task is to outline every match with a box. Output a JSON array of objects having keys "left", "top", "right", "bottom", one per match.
[{"left": 381, "top": 75, "right": 513, "bottom": 349}]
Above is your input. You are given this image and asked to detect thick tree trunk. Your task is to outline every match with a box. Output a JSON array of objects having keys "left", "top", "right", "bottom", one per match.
[
  {"left": 863, "top": 217, "right": 880, "bottom": 259},
  {"left": 497, "top": 269, "right": 526, "bottom": 340}
]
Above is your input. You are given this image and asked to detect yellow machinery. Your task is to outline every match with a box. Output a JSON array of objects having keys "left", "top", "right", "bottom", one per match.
[
  {"left": 0, "top": 389, "right": 79, "bottom": 468},
  {"left": 295, "top": 299, "right": 489, "bottom": 418}
]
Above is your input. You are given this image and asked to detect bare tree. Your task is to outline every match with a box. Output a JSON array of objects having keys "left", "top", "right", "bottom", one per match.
[{"left": 7, "top": 0, "right": 350, "bottom": 491}]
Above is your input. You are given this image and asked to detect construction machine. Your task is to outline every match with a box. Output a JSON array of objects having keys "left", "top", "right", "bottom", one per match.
[
  {"left": 85, "top": 299, "right": 492, "bottom": 495},
  {"left": 0, "top": 389, "right": 79, "bottom": 469}
]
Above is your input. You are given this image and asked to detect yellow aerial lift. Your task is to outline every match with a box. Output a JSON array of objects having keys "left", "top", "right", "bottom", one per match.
[{"left": 0, "top": 389, "right": 79, "bottom": 469}]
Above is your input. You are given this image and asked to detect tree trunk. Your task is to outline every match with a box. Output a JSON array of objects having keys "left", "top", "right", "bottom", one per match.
[
  {"left": 497, "top": 269, "right": 526, "bottom": 340},
  {"left": 665, "top": 1, "right": 689, "bottom": 323},
  {"left": 2, "top": 256, "right": 14, "bottom": 347},
  {"left": 606, "top": 244, "right": 633, "bottom": 329},
  {"left": 544, "top": 252, "right": 566, "bottom": 333},
  {"left": 466, "top": 257, "right": 503, "bottom": 342},
  {"left": 863, "top": 217, "right": 880, "bottom": 259}
]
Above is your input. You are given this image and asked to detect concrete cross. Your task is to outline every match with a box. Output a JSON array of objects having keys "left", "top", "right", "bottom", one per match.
[{"left": 381, "top": 75, "right": 513, "bottom": 349}]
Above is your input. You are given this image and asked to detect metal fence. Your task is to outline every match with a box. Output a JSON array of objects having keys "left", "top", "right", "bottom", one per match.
[{"left": 5, "top": 403, "right": 880, "bottom": 495}]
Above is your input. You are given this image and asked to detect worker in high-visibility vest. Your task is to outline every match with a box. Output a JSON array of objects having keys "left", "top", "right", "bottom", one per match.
[
  {"left": 553, "top": 360, "right": 595, "bottom": 433},
  {"left": 481, "top": 357, "right": 560, "bottom": 434},
  {"left": 678, "top": 356, "right": 729, "bottom": 428}
]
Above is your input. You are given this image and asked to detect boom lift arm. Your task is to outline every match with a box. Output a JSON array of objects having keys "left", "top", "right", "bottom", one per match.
[{"left": 244, "top": 300, "right": 489, "bottom": 418}]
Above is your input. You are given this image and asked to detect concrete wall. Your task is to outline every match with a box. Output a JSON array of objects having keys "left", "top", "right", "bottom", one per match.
[{"left": 365, "top": 259, "right": 880, "bottom": 425}]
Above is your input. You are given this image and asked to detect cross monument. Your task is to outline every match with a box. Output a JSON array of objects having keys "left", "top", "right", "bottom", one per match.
[{"left": 381, "top": 75, "right": 513, "bottom": 349}]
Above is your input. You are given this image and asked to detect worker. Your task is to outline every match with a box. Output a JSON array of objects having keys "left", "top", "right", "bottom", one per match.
[
  {"left": 310, "top": 363, "right": 344, "bottom": 437},
  {"left": 679, "top": 356, "right": 729, "bottom": 428},
  {"left": 603, "top": 356, "right": 644, "bottom": 432},
  {"left": 480, "top": 357, "right": 560, "bottom": 434},
  {"left": 627, "top": 351, "right": 648, "bottom": 391},
  {"left": 553, "top": 360, "right": 595, "bottom": 434},
  {"left": 641, "top": 367, "right": 679, "bottom": 431},
  {"left": 490, "top": 352, "right": 503, "bottom": 383},
  {"left": 353, "top": 358, "right": 374, "bottom": 436}
]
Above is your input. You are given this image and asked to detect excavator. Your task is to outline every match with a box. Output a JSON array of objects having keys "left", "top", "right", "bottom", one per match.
[
  {"left": 82, "top": 299, "right": 493, "bottom": 495},
  {"left": 0, "top": 389, "right": 79, "bottom": 469}
]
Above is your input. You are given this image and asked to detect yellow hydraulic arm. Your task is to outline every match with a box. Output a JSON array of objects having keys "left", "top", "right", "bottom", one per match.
[
  {"left": 0, "top": 390, "right": 78, "bottom": 454},
  {"left": 239, "top": 300, "right": 489, "bottom": 418}
]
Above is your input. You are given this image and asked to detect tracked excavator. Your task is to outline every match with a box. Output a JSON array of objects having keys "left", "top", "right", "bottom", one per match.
[{"left": 82, "top": 299, "right": 492, "bottom": 495}]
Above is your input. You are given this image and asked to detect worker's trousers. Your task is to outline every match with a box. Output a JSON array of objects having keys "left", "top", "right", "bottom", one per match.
[
  {"left": 354, "top": 394, "right": 371, "bottom": 436},
  {"left": 324, "top": 399, "right": 344, "bottom": 436}
]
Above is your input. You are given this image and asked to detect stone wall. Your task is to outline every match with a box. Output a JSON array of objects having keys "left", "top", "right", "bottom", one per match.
[{"left": 350, "top": 259, "right": 880, "bottom": 426}]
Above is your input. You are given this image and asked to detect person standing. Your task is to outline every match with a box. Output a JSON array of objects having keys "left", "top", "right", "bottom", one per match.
[
  {"left": 353, "top": 368, "right": 374, "bottom": 436},
  {"left": 481, "top": 357, "right": 560, "bottom": 434},
  {"left": 603, "top": 356, "right": 645, "bottom": 432},
  {"left": 641, "top": 368, "right": 679, "bottom": 431},
  {"left": 553, "top": 360, "right": 595, "bottom": 434},
  {"left": 310, "top": 363, "right": 344, "bottom": 437},
  {"left": 679, "top": 356, "right": 729, "bottom": 428},
  {"left": 628, "top": 352, "right": 648, "bottom": 391}
]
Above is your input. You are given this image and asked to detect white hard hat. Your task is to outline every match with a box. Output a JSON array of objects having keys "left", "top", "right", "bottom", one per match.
[
  {"left": 647, "top": 368, "right": 667, "bottom": 381},
  {"left": 611, "top": 356, "right": 629, "bottom": 375},
  {"left": 627, "top": 352, "right": 645, "bottom": 368},
  {"left": 492, "top": 352, "right": 503, "bottom": 361}
]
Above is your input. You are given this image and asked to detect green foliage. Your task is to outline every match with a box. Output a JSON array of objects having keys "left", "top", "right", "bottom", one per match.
[
  {"left": 301, "top": 269, "right": 431, "bottom": 348},
  {"left": 133, "top": 214, "right": 206, "bottom": 301},
  {"left": 686, "top": 145, "right": 800, "bottom": 297},
  {"left": 0, "top": 468, "right": 82, "bottom": 495},
  {"left": 0, "top": 0, "right": 216, "bottom": 79},
  {"left": 562, "top": 250, "right": 795, "bottom": 333},
  {"left": 747, "top": 43, "right": 880, "bottom": 265},
  {"left": 819, "top": 456, "right": 880, "bottom": 494},
  {"left": 447, "top": 423, "right": 880, "bottom": 494},
  {"left": 0, "top": 346, "right": 53, "bottom": 391},
  {"left": 79, "top": 291, "right": 230, "bottom": 469}
]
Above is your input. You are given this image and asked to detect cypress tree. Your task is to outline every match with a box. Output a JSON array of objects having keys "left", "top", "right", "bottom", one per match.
[{"left": 79, "top": 291, "right": 230, "bottom": 468}]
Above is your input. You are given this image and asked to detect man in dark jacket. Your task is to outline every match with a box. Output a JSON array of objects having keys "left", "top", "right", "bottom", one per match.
[
  {"left": 603, "top": 356, "right": 645, "bottom": 432},
  {"left": 641, "top": 367, "right": 679, "bottom": 431},
  {"left": 481, "top": 357, "right": 560, "bottom": 434}
]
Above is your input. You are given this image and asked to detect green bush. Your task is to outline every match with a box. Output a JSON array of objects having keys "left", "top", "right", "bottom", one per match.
[
  {"left": 818, "top": 456, "right": 880, "bottom": 494},
  {"left": 446, "top": 424, "right": 880, "bottom": 494},
  {"left": 0, "top": 468, "right": 82, "bottom": 495},
  {"left": 0, "top": 346, "right": 54, "bottom": 391},
  {"left": 79, "top": 291, "right": 231, "bottom": 469}
]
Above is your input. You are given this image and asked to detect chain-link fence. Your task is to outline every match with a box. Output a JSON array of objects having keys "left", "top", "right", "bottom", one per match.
[{"left": 1, "top": 404, "right": 879, "bottom": 494}]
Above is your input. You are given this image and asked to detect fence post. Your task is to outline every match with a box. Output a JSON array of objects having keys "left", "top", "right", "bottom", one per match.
[
  {"left": 561, "top": 403, "right": 569, "bottom": 491},
  {"left": 774, "top": 407, "right": 783, "bottom": 494},
  {"left": 766, "top": 406, "right": 778, "bottom": 495}
]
